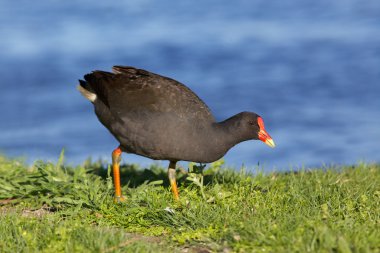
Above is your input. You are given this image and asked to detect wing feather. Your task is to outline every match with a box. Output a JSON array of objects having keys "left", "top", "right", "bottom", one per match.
[{"left": 84, "top": 66, "right": 215, "bottom": 123}]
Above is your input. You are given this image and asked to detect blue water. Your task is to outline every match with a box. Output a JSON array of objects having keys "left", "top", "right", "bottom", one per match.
[{"left": 1, "top": 1, "right": 380, "bottom": 170}]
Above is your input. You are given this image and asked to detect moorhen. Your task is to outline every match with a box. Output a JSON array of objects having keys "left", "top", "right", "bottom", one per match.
[{"left": 78, "top": 66, "right": 275, "bottom": 202}]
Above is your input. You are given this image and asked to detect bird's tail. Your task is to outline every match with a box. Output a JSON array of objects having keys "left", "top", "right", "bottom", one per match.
[{"left": 77, "top": 80, "right": 97, "bottom": 102}]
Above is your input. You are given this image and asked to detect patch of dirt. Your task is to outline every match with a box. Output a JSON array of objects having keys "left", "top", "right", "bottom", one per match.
[
  {"left": 0, "top": 198, "right": 20, "bottom": 206},
  {"left": 21, "top": 205, "right": 55, "bottom": 218},
  {"left": 0, "top": 204, "right": 55, "bottom": 218},
  {"left": 180, "top": 246, "right": 213, "bottom": 253}
]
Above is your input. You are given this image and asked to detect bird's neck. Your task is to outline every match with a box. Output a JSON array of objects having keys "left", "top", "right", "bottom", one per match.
[{"left": 207, "top": 114, "right": 251, "bottom": 151}]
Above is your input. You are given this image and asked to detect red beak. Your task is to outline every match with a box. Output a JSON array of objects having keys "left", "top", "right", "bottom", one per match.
[{"left": 257, "top": 117, "right": 276, "bottom": 148}]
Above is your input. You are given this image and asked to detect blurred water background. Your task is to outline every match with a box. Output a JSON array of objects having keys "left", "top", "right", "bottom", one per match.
[{"left": 0, "top": 1, "right": 379, "bottom": 170}]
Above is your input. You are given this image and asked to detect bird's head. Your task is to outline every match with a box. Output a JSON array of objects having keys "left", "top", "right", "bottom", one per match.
[{"left": 231, "top": 112, "right": 276, "bottom": 148}]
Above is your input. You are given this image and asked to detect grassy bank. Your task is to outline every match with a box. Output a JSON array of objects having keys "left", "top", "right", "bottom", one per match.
[{"left": 0, "top": 154, "right": 379, "bottom": 252}]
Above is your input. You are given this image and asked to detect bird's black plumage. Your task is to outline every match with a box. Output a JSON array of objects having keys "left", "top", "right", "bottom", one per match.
[{"left": 79, "top": 66, "right": 265, "bottom": 163}]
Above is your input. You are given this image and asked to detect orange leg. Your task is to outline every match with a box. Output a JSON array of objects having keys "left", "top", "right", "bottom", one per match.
[
  {"left": 168, "top": 161, "right": 179, "bottom": 201},
  {"left": 112, "top": 147, "right": 125, "bottom": 203}
]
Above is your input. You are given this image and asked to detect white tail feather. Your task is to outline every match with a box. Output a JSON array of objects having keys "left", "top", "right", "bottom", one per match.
[{"left": 77, "top": 85, "right": 97, "bottom": 102}]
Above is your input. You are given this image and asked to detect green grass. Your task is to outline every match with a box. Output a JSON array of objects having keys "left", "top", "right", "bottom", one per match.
[{"left": 0, "top": 153, "right": 379, "bottom": 252}]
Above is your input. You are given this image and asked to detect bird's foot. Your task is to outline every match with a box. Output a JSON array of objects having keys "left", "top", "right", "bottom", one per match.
[{"left": 114, "top": 195, "right": 126, "bottom": 203}]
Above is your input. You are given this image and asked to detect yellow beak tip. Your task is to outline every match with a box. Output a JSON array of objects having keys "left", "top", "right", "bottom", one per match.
[{"left": 265, "top": 139, "right": 276, "bottom": 148}]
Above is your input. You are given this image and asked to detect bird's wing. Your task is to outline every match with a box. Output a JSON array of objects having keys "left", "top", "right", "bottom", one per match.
[{"left": 83, "top": 66, "right": 215, "bottom": 123}]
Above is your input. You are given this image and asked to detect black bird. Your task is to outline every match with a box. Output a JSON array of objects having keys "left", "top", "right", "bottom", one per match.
[{"left": 78, "top": 66, "right": 275, "bottom": 201}]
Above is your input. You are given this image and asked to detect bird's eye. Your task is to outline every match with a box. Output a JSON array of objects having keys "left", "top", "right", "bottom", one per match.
[{"left": 248, "top": 121, "right": 255, "bottom": 125}]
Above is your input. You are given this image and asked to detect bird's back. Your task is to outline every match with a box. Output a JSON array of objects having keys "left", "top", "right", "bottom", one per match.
[{"left": 83, "top": 66, "right": 214, "bottom": 122}]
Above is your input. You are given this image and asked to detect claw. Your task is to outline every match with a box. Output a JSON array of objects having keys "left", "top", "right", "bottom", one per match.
[{"left": 114, "top": 195, "right": 126, "bottom": 203}]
